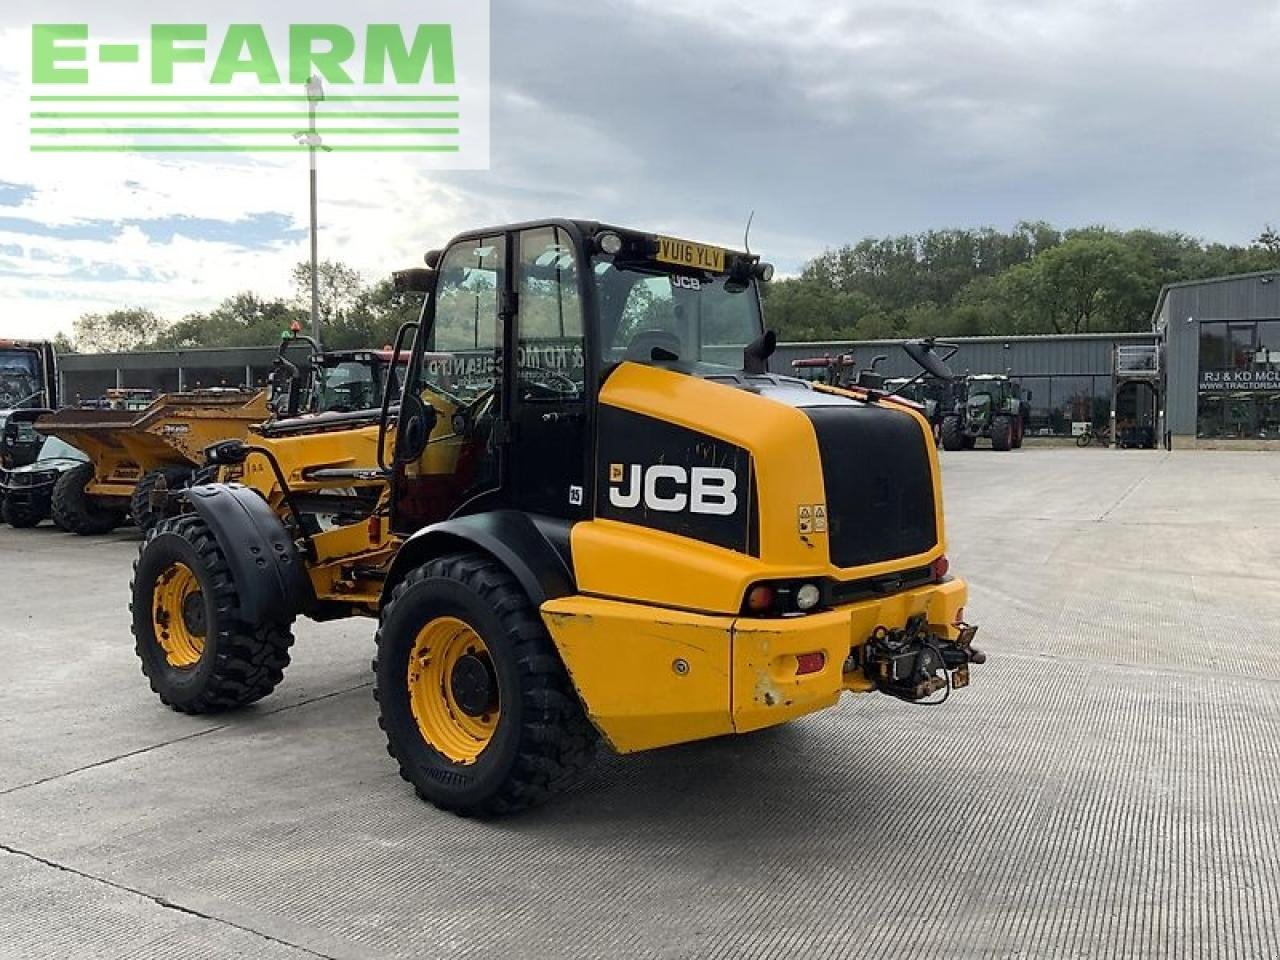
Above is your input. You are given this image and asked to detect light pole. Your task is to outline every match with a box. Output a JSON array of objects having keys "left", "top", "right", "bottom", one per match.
[{"left": 302, "top": 75, "right": 325, "bottom": 349}]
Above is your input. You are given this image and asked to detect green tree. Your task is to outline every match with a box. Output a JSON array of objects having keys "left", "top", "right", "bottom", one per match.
[
  {"left": 72, "top": 308, "right": 166, "bottom": 353},
  {"left": 151, "top": 293, "right": 305, "bottom": 349},
  {"left": 291, "top": 260, "right": 365, "bottom": 331}
]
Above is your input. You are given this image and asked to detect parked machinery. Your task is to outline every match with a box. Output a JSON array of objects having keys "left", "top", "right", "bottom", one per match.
[
  {"left": 0, "top": 434, "right": 88, "bottom": 528},
  {"left": 940, "top": 374, "right": 1027, "bottom": 451},
  {"left": 0, "top": 339, "right": 58, "bottom": 474},
  {"left": 130, "top": 220, "right": 984, "bottom": 816},
  {"left": 35, "top": 389, "right": 270, "bottom": 535}
]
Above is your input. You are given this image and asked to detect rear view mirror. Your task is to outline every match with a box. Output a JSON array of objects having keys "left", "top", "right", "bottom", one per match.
[
  {"left": 393, "top": 392, "right": 437, "bottom": 464},
  {"left": 394, "top": 268, "right": 435, "bottom": 294},
  {"left": 904, "top": 339, "right": 957, "bottom": 381}
]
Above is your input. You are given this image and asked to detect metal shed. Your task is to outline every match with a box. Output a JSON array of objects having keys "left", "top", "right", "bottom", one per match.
[{"left": 1154, "top": 269, "right": 1280, "bottom": 446}]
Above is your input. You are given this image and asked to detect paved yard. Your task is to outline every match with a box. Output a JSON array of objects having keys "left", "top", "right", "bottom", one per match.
[{"left": 2, "top": 449, "right": 1279, "bottom": 959}]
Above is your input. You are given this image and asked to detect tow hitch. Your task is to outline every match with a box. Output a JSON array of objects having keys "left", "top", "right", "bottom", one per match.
[{"left": 848, "top": 614, "right": 985, "bottom": 703}]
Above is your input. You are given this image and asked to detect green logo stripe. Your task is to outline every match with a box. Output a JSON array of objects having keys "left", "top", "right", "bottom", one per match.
[
  {"left": 30, "top": 94, "right": 460, "bottom": 102},
  {"left": 30, "top": 126, "right": 460, "bottom": 135},
  {"left": 31, "top": 110, "right": 459, "bottom": 119},
  {"left": 29, "top": 144, "right": 463, "bottom": 153}
]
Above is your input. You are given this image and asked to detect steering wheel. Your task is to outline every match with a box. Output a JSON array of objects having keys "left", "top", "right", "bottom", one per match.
[{"left": 519, "top": 367, "right": 579, "bottom": 398}]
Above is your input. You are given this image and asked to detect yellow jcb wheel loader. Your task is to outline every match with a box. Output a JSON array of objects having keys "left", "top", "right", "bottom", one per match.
[{"left": 130, "top": 219, "right": 984, "bottom": 817}]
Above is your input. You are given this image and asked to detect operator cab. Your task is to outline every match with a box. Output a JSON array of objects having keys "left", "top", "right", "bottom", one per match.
[
  {"left": 0, "top": 339, "right": 59, "bottom": 470},
  {"left": 387, "top": 220, "right": 774, "bottom": 533}
]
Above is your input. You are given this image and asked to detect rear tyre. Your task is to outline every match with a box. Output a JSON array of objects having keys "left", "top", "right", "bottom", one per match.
[
  {"left": 991, "top": 416, "right": 1013, "bottom": 451},
  {"left": 374, "top": 552, "right": 598, "bottom": 817},
  {"left": 940, "top": 415, "right": 965, "bottom": 451},
  {"left": 130, "top": 514, "right": 295, "bottom": 714},
  {"left": 52, "top": 463, "right": 127, "bottom": 536},
  {"left": 131, "top": 466, "right": 194, "bottom": 536},
  {"left": 2, "top": 496, "right": 47, "bottom": 528}
]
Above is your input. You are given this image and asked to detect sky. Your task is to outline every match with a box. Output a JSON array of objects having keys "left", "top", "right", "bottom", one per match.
[{"left": 1, "top": 0, "right": 1278, "bottom": 341}]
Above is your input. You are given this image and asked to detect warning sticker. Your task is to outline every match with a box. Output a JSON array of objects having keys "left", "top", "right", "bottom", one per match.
[
  {"left": 798, "top": 505, "right": 813, "bottom": 534},
  {"left": 813, "top": 504, "right": 828, "bottom": 533},
  {"left": 609, "top": 463, "right": 624, "bottom": 483}
]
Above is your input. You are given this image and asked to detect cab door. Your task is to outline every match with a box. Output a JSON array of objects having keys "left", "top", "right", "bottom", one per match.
[
  {"left": 390, "top": 235, "right": 506, "bottom": 534},
  {"left": 508, "top": 225, "right": 589, "bottom": 520}
]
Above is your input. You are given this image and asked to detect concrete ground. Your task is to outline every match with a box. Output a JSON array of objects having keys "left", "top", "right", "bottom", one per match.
[{"left": 2, "top": 449, "right": 1280, "bottom": 959}]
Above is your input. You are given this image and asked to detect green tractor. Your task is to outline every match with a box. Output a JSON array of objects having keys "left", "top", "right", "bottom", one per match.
[{"left": 940, "top": 374, "right": 1026, "bottom": 451}]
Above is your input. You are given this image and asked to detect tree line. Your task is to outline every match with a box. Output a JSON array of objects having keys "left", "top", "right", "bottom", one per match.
[
  {"left": 760, "top": 222, "right": 1280, "bottom": 341},
  {"left": 60, "top": 223, "right": 1280, "bottom": 353},
  {"left": 64, "top": 261, "right": 419, "bottom": 354}
]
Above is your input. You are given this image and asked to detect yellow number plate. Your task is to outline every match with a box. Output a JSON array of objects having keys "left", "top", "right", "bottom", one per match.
[{"left": 656, "top": 236, "right": 726, "bottom": 273}]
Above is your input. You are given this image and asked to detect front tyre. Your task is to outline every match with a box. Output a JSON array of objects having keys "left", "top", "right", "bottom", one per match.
[
  {"left": 940, "top": 415, "right": 964, "bottom": 451},
  {"left": 374, "top": 552, "right": 597, "bottom": 817},
  {"left": 130, "top": 515, "right": 295, "bottom": 714},
  {"left": 991, "top": 415, "right": 1013, "bottom": 451},
  {"left": 52, "top": 463, "right": 127, "bottom": 536}
]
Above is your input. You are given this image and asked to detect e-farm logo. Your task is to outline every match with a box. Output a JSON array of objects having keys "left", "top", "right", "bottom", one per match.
[{"left": 27, "top": 15, "right": 489, "bottom": 160}]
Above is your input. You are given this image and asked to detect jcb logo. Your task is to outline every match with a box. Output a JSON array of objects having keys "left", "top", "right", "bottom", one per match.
[{"left": 608, "top": 463, "right": 738, "bottom": 515}]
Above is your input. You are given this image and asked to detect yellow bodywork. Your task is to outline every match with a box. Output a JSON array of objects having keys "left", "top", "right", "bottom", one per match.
[
  {"left": 229, "top": 391, "right": 464, "bottom": 612},
  {"left": 195, "top": 360, "right": 967, "bottom": 756},
  {"left": 540, "top": 362, "right": 966, "bottom": 753}
]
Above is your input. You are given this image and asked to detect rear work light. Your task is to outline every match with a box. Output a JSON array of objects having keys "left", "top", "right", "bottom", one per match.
[
  {"left": 930, "top": 554, "right": 950, "bottom": 581},
  {"left": 741, "top": 580, "right": 825, "bottom": 617}
]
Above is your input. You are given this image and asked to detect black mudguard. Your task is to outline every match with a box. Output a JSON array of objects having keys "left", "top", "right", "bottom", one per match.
[
  {"left": 381, "top": 510, "right": 575, "bottom": 609},
  {"left": 183, "top": 484, "right": 313, "bottom": 625}
]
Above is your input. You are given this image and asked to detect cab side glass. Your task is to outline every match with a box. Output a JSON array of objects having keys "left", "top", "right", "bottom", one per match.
[
  {"left": 516, "top": 226, "right": 585, "bottom": 400},
  {"left": 423, "top": 237, "right": 505, "bottom": 404}
]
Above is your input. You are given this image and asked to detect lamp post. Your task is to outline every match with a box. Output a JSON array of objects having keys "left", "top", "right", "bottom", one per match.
[{"left": 301, "top": 75, "right": 325, "bottom": 349}]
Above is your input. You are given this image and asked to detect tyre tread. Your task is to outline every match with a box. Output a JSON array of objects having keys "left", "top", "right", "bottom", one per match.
[
  {"left": 374, "top": 551, "right": 597, "bottom": 816},
  {"left": 130, "top": 514, "right": 294, "bottom": 714}
]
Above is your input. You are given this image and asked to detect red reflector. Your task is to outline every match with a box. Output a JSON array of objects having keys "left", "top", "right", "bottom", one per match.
[
  {"left": 930, "top": 555, "right": 949, "bottom": 580},
  {"left": 795, "top": 651, "right": 826, "bottom": 675},
  {"left": 746, "top": 585, "right": 775, "bottom": 613}
]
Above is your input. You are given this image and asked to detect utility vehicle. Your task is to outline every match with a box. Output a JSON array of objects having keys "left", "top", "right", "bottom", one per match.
[
  {"left": 940, "top": 374, "right": 1027, "bottom": 451},
  {"left": 131, "top": 220, "right": 984, "bottom": 815}
]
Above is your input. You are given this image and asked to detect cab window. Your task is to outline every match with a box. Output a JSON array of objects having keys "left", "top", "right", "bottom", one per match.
[
  {"left": 423, "top": 237, "right": 505, "bottom": 402},
  {"left": 516, "top": 226, "right": 585, "bottom": 399}
]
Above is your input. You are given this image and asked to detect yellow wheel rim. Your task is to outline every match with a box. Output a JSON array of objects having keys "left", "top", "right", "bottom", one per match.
[
  {"left": 407, "top": 616, "right": 500, "bottom": 765},
  {"left": 152, "top": 562, "right": 206, "bottom": 669}
]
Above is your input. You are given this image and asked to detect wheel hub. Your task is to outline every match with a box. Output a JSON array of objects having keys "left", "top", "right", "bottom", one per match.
[
  {"left": 449, "top": 653, "right": 497, "bottom": 717},
  {"left": 406, "top": 616, "right": 501, "bottom": 765},
  {"left": 152, "top": 561, "right": 206, "bottom": 669},
  {"left": 181, "top": 592, "right": 206, "bottom": 636}
]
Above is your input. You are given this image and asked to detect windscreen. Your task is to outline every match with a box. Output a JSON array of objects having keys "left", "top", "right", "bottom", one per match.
[
  {"left": 0, "top": 349, "right": 43, "bottom": 409},
  {"left": 315, "top": 359, "right": 380, "bottom": 412},
  {"left": 593, "top": 260, "right": 763, "bottom": 371}
]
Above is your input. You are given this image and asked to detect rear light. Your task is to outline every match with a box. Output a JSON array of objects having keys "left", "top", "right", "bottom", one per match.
[
  {"left": 745, "top": 584, "right": 775, "bottom": 613},
  {"left": 930, "top": 554, "right": 949, "bottom": 580},
  {"left": 795, "top": 651, "right": 825, "bottom": 675},
  {"left": 741, "top": 580, "right": 827, "bottom": 617}
]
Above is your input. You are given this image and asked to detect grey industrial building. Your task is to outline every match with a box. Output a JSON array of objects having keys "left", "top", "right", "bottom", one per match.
[{"left": 54, "top": 269, "right": 1280, "bottom": 449}]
